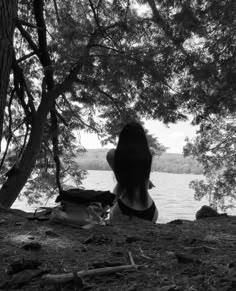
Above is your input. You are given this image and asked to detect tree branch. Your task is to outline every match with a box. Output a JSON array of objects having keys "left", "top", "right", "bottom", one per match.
[
  {"left": 0, "top": 90, "right": 14, "bottom": 171},
  {"left": 43, "top": 264, "right": 140, "bottom": 284},
  {"left": 16, "top": 21, "right": 39, "bottom": 56},
  {"left": 16, "top": 52, "right": 36, "bottom": 63},
  {"left": 53, "top": 0, "right": 60, "bottom": 25},
  {"left": 12, "top": 52, "right": 36, "bottom": 116},
  {"left": 61, "top": 94, "right": 99, "bottom": 133},
  {"left": 33, "top": 0, "right": 54, "bottom": 85},
  {"left": 17, "top": 18, "right": 43, "bottom": 29},
  {"left": 33, "top": 0, "right": 62, "bottom": 192},
  {"left": 55, "top": 105, "right": 68, "bottom": 126},
  {"left": 19, "top": 122, "right": 30, "bottom": 158},
  {"left": 95, "top": 85, "right": 122, "bottom": 115},
  {"left": 89, "top": 0, "right": 103, "bottom": 34},
  {"left": 89, "top": 43, "right": 123, "bottom": 53},
  {"left": 73, "top": 77, "right": 123, "bottom": 115},
  {"left": 50, "top": 105, "right": 62, "bottom": 192},
  {"left": 147, "top": 0, "right": 194, "bottom": 61}
]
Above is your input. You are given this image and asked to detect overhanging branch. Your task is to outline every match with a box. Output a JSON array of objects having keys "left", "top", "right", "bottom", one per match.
[
  {"left": 33, "top": 0, "right": 62, "bottom": 192},
  {"left": 53, "top": 0, "right": 60, "bottom": 25},
  {"left": 12, "top": 52, "right": 36, "bottom": 116},
  {"left": 16, "top": 21, "right": 39, "bottom": 56},
  {"left": 17, "top": 52, "right": 36, "bottom": 63},
  {"left": 17, "top": 18, "right": 43, "bottom": 30},
  {"left": 61, "top": 93, "right": 99, "bottom": 133}
]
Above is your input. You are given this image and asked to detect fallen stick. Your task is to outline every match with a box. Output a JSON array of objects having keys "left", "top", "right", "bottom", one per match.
[
  {"left": 42, "top": 264, "right": 141, "bottom": 284},
  {"left": 128, "top": 251, "right": 135, "bottom": 265},
  {"left": 139, "top": 247, "right": 152, "bottom": 260}
]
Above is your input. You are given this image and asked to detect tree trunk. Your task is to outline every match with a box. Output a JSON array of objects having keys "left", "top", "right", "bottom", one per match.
[
  {"left": 0, "top": 60, "right": 81, "bottom": 208},
  {"left": 0, "top": 0, "right": 91, "bottom": 207},
  {"left": 0, "top": 0, "right": 18, "bottom": 153},
  {"left": 0, "top": 95, "right": 54, "bottom": 208}
]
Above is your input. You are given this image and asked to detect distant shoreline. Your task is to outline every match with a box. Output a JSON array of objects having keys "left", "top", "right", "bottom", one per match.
[
  {"left": 77, "top": 149, "right": 203, "bottom": 175},
  {"left": 81, "top": 168, "right": 203, "bottom": 175}
]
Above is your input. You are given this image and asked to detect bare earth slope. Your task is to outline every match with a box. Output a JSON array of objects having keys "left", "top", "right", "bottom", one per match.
[{"left": 0, "top": 209, "right": 236, "bottom": 290}]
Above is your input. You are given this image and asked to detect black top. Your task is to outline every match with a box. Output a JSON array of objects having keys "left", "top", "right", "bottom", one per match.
[{"left": 117, "top": 199, "right": 156, "bottom": 221}]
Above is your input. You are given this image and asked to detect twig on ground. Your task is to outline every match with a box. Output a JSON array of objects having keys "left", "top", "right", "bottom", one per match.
[
  {"left": 42, "top": 264, "right": 141, "bottom": 284},
  {"left": 202, "top": 245, "right": 218, "bottom": 251},
  {"left": 128, "top": 251, "right": 135, "bottom": 265},
  {"left": 139, "top": 247, "right": 152, "bottom": 260}
]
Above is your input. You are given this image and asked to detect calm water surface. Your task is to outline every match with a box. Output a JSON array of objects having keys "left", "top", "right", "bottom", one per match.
[{"left": 12, "top": 170, "right": 236, "bottom": 223}]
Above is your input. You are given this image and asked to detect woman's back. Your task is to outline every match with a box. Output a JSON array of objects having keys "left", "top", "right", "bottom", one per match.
[{"left": 109, "top": 122, "right": 158, "bottom": 223}]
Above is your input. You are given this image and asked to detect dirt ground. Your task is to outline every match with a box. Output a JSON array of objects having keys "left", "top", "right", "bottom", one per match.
[{"left": 0, "top": 208, "right": 236, "bottom": 291}]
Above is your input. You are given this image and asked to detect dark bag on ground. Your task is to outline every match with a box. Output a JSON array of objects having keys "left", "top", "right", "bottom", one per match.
[
  {"left": 56, "top": 188, "right": 116, "bottom": 207},
  {"left": 52, "top": 189, "right": 116, "bottom": 227}
]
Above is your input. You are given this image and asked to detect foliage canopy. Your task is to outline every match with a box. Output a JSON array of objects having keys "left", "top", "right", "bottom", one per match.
[
  {"left": 0, "top": 0, "right": 235, "bottom": 208},
  {"left": 184, "top": 114, "right": 236, "bottom": 211}
]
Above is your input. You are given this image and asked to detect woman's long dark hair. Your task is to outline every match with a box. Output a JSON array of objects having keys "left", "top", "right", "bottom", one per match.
[{"left": 114, "top": 122, "right": 152, "bottom": 204}]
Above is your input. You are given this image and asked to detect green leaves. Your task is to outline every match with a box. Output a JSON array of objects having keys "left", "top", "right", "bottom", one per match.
[
  {"left": 184, "top": 114, "right": 236, "bottom": 210},
  {"left": 1, "top": 0, "right": 236, "bottom": 206}
]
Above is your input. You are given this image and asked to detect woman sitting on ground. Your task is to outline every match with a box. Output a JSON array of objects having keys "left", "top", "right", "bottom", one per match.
[{"left": 106, "top": 122, "right": 158, "bottom": 223}]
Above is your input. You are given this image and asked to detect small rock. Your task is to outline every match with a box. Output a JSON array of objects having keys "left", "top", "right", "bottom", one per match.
[
  {"left": 22, "top": 242, "right": 41, "bottom": 251},
  {"left": 195, "top": 205, "right": 220, "bottom": 219}
]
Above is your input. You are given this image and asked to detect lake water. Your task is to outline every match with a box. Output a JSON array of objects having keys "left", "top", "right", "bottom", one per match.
[{"left": 12, "top": 170, "right": 236, "bottom": 223}]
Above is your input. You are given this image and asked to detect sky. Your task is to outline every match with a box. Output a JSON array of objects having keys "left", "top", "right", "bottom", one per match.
[{"left": 80, "top": 119, "right": 199, "bottom": 154}]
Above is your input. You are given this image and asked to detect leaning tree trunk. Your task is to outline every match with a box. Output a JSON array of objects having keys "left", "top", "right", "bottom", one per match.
[
  {"left": 0, "top": 0, "right": 18, "bottom": 153},
  {"left": 0, "top": 0, "right": 54, "bottom": 208},
  {"left": 0, "top": 0, "right": 91, "bottom": 207},
  {"left": 0, "top": 94, "right": 55, "bottom": 208}
]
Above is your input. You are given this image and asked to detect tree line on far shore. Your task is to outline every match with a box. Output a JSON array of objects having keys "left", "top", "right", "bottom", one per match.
[{"left": 77, "top": 149, "right": 203, "bottom": 175}]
